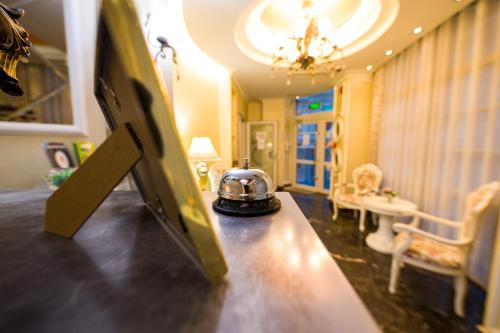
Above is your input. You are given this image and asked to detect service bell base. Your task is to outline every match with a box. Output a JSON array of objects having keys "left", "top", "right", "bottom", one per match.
[{"left": 212, "top": 196, "right": 281, "bottom": 217}]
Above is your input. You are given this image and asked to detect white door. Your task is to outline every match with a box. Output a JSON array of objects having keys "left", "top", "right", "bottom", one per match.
[
  {"left": 247, "top": 121, "right": 278, "bottom": 187},
  {"left": 294, "top": 120, "right": 333, "bottom": 193}
]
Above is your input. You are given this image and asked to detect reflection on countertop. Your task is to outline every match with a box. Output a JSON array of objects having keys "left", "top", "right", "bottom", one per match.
[{"left": 0, "top": 191, "right": 379, "bottom": 333}]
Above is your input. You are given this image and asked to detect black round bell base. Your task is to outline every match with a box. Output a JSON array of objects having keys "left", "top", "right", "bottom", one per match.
[{"left": 212, "top": 196, "right": 281, "bottom": 217}]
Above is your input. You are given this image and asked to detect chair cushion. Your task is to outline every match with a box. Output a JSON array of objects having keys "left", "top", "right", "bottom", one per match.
[
  {"left": 394, "top": 232, "right": 464, "bottom": 269},
  {"left": 337, "top": 193, "right": 361, "bottom": 205}
]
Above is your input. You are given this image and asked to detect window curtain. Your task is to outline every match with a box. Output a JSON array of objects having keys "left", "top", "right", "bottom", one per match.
[{"left": 371, "top": 0, "right": 500, "bottom": 287}]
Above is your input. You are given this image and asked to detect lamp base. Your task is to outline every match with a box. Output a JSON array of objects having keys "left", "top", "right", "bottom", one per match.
[{"left": 193, "top": 161, "right": 210, "bottom": 191}]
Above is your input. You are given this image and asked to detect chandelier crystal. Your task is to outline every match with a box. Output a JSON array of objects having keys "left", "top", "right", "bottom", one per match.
[{"left": 271, "top": 0, "right": 343, "bottom": 85}]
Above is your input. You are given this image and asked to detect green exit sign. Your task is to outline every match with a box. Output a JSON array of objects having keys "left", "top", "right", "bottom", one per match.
[{"left": 308, "top": 102, "right": 321, "bottom": 110}]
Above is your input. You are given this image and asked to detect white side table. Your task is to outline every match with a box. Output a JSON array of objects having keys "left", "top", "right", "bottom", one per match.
[{"left": 362, "top": 196, "right": 417, "bottom": 254}]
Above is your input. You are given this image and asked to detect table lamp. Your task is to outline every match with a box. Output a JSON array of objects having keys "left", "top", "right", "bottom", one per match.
[{"left": 188, "top": 137, "right": 220, "bottom": 190}]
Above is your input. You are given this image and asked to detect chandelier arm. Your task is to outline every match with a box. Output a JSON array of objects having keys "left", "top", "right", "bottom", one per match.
[{"left": 270, "top": 2, "right": 344, "bottom": 82}]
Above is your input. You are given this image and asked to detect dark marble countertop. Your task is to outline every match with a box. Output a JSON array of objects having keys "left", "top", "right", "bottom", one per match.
[{"left": 0, "top": 190, "right": 379, "bottom": 333}]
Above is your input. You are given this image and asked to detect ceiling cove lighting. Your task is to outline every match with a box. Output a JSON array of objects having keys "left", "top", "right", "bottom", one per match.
[
  {"left": 413, "top": 26, "right": 423, "bottom": 34},
  {"left": 385, "top": 49, "right": 393, "bottom": 56},
  {"left": 271, "top": 0, "right": 343, "bottom": 85},
  {"left": 366, "top": 65, "right": 373, "bottom": 71}
]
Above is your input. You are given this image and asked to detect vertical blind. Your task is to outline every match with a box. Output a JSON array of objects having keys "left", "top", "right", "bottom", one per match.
[{"left": 371, "top": 0, "right": 500, "bottom": 286}]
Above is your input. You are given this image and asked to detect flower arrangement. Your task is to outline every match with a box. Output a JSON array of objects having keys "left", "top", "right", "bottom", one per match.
[{"left": 381, "top": 186, "right": 398, "bottom": 203}]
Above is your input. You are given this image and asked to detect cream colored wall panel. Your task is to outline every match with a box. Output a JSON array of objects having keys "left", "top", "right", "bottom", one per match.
[
  {"left": 336, "top": 72, "right": 373, "bottom": 184},
  {"left": 261, "top": 98, "right": 286, "bottom": 187},
  {"left": 247, "top": 101, "right": 263, "bottom": 121}
]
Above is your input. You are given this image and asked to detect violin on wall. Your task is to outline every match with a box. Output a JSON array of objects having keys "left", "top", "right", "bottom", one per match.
[{"left": 0, "top": 2, "right": 31, "bottom": 96}]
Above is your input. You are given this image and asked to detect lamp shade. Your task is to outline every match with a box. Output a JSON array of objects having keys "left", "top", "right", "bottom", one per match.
[{"left": 187, "top": 137, "right": 220, "bottom": 161}]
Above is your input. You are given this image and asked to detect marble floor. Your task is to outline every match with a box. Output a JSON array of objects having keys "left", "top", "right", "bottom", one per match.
[{"left": 288, "top": 190, "right": 485, "bottom": 333}]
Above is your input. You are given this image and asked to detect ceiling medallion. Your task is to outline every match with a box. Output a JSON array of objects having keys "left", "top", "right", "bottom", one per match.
[{"left": 271, "top": 0, "right": 343, "bottom": 85}]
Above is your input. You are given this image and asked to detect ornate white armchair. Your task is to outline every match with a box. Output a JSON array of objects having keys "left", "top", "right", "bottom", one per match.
[
  {"left": 332, "top": 163, "right": 383, "bottom": 231},
  {"left": 389, "top": 181, "right": 499, "bottom": 317}
]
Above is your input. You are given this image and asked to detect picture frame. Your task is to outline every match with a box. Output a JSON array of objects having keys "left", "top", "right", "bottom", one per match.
[
  {"left": 44, "top": 142, "right": 75, "bottom": 169},
  {"left": 45, "top": 0, "right": 227, "bottom": 283}
]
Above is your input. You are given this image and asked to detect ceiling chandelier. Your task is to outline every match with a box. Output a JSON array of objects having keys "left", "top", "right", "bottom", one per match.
[{"left": 271, "top": 0, "right": 343, "bottom": 85}]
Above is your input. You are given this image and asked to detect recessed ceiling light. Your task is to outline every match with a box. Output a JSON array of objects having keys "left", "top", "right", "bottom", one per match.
[
  {"left": 385, "top": 49, "right": 393, "bottom": 56},
  {"left": 413, "top": 26, "right": 423, "bottom": 34},
  {"left": 455, "top": 0, "right": 462, "bottom": 2},
  {"left": 366, "top": 65, "right": 373, "bottom": 71}
]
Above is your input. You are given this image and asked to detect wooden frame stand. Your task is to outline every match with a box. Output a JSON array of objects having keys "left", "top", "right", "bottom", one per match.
[{"left": 45, "top": 124, "right": 143, "bottom": 238}]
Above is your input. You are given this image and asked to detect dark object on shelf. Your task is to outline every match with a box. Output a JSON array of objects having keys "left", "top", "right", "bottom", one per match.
[
  {"left": 213, "top": 158, "right": 281, "bottom": 217},
  {"left": 0, "top": 2, "right": 31, "bottom": 96},
  {"left": 44, "top": 142, "right": 75, "bottom": 169}
]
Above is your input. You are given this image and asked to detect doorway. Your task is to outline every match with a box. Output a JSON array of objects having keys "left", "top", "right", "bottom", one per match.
[{"left": 293, "top": 120, "right": 333, "bottom": 193}]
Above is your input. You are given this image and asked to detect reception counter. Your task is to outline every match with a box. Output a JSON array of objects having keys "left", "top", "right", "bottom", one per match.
[{"left": 0, "top": 191, "right": 379, "bottom": 332}]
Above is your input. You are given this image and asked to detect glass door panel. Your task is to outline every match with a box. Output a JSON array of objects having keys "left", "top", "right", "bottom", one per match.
[
  {"left": 323, "top": 167, "right": 331, "bottom": 191},
  {"left": 295, "top": 123, "right": 317, "bottom": 188},
  {"left": 247, "top": 121, "right": 277, "bottom": 186},
  {"left": 296, "top": 164, "right": 315, "bottom": 186},
  {"left": 296, "top": 123, "right": 317, "bottom": 161},
  {"left": 294, "top": 120, "right": 333, "bottom": 192},
  {"left": 323, "top": 121, "right": 333, "bottom": 191},
  {"left": 324, "top": 121, "right": 333, "bottom": 163}
]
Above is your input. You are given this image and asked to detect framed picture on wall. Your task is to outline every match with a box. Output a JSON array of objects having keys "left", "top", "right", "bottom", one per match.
[{"left": 44, "top": 142, "right": 75, "bottom": 169}]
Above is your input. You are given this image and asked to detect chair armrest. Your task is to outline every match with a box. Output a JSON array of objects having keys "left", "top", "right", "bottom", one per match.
[
  {"left": 334, "top": 183, "right": 355, "bottom": 189},
  {"left": 393, "top": 223, "right": 472, "bottom": 246},
  {"left": 333, "top": 183, "right": 355, "bottom": 196},
  {"left": 358, "top": 189, "right": 377, "bottom": 196},
  {"left": 407, "top": 210, "right": 463, "bottom": 228}
]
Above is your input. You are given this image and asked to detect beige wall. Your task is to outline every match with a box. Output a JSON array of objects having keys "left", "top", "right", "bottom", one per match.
[
  {"left": 336, "top": 72, "right": 373, "bottom": 183},
  {"left": 232, "top": 82, "right": 248, "bottom": 121},
  {"left": 173, "top": 68, "right": 227, "bottom": 158},
  {"left": 231, "top": 81, "right": 248, "bottom": 164},
  {"left": 247, "top": 101, "right": 263, "bottom": 121},
  {"left": 152, "top": 0, "right": 232, "bottom": 168},
  {"left": 261, "top": 98, "right": 287, "bottom": 187},
  {"left": 0, "top": 0, "right": 107, "bottom": 189}
]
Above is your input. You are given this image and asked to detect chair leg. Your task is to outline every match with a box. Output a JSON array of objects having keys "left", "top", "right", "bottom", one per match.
[
  {"left": 353, "top": 210, "right": 358, "bottom": 218},
  {"left": 371, "top": 212, "right": 377, "bottom": 226},
  {"left": 359, "top": 208, "right": 366, "bottom": 232},
  {"left": 389, "top": 255, "right": 401, "bottom": 294},
  {"left": 332, "top": 201, "right": 339, "bottom": 221},
  {"left": 454, "top": 275, "right": 467, "bottom": 317}
]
